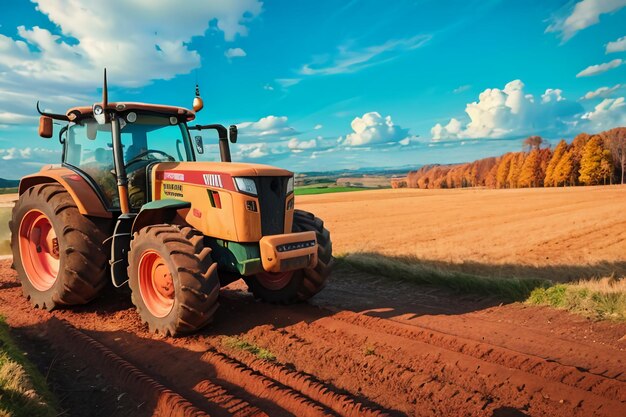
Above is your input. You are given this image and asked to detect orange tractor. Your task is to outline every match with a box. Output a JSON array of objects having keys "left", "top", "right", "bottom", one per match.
[{"left": 10, "top": 72, "right": 333, "bottom": 335}]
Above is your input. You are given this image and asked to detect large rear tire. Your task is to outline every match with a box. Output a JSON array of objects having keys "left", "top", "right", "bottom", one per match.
[
  {"left": 245, "top": 209, "right": 333, "bottom": 303},
  {"left": 10, "top": 183, "right": 110, "bottom": 309},
  {"left": 127, "top": 225, "right": 220, "bottom": 336}
]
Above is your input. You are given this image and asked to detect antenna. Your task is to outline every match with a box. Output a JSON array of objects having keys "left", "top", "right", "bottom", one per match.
[{"left": 102, "top": 68, "right": 108, "bottom": 110}]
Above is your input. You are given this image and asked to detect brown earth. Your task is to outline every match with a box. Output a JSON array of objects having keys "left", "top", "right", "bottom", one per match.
[
  {"left": 1, "top": 258, "right": 625, "bottom": 417},
  {"left": 1, "top": 186, "right": 625, "bottom": 416}
]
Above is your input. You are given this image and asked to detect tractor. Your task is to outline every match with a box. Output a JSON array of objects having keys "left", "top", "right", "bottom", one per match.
[{"left": 9, "top": 71, "right": 333, "bottom": 336}]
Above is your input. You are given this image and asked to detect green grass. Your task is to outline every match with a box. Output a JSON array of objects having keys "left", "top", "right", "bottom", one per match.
[
  {"left": 0, "top": 189, "right": 17, "bottom": 196},
  {"left": 294, "top": 186, "right": 367, "bottom": 195},
  {"left": 341, "top": 253, "right": 550, "bottom": 302},
  {"left": 0, "top": 208, "right": 10, "bottom": 257},
  {"left": 222, "top": 336, "right": 276, "bottom": 361},
  {"left": 527, "top": 281, "right": 626, "bottom": 321},
  {"left": 342, "top": 253, "right": 626, "bottom": 321},
  {"left": 0, "top": 318, "right": 58, "bottom": 417}
]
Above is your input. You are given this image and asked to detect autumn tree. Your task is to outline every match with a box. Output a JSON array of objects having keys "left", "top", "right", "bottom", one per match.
[
  {"left": 523, "top": 135, "right": 543, "bottom": 151},
  {"left": 496, "top": 153, "right": 513, "bottom": 188},
  {"left": 579, "top": 136, "right": 613, "bottom": 185},
  {"left": 506, "top": 152, "right": 525, "bottom": 188},
  {"left": 544, "top": 140, "right": 567, "bottom": 187},
  {"left": 553, "top": 149, "right": 574, "bottom": 186},
  {"left": 601, "top": 127, "right": 626, "bottom": 184}
]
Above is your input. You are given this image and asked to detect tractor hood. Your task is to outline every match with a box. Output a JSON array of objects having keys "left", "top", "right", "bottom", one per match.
[{"left": 153, "top": 161, "right": 293, "bottom": 178}]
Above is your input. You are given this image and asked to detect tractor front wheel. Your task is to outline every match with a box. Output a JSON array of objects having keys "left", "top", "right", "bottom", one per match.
[
  {"left": 127, "top": 225, "right": 219, "bottom": 336},
  {"left": 245, "top": 209, "right": 334, "bottom": 303}
]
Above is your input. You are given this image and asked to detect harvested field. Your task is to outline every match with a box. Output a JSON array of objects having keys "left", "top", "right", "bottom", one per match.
[
  {"left": 0, "top": 186, "right": 625, "bottom": 416},
  {"left": 297, "top": 185, "right": 626, "bottom": 282}
]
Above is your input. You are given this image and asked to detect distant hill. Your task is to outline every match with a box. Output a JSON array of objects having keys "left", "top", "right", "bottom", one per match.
[{"left": 0, "top": 178, "right": 19, "bottom": 188}]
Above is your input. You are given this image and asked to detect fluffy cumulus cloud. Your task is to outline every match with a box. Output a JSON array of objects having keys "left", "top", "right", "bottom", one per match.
[
  {"left": 547, "top": 0, "right": 626, "bottom": 41},
  {"left": 0, "top": 0, "right": 262, "bottom": 123},
  {"left": 237, "top": 115, "right": 296, "bottom": 141},
  {"left": 581, "top": 84, "right": 622, "bottom": 100},
  {"left": 287, "top": 138, "right": 317, "bottom": 153},
  {"left": 606, "top": 35, "right": 626, "bottom": 53},
  {"left": 225, "top": 47, "right": 247, "bottom": 59},
  {"left": 338, "top": 112, "right": 410, "bottom": 147},
  {"left": 576, "top": 59, "right": 623, "bottom": 77},
  {"left": 431, "top": 80, "right": 583, "bottom": 140},
  {"left": 581, "top": 97, "right": 626, "bottom": 130}
]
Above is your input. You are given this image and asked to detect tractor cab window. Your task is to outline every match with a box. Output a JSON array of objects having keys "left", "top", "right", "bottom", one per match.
[{"left": 64, "top": 115, "right": 193, "bottom": 210}]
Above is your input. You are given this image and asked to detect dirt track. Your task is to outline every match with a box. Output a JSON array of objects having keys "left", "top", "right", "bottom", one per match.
[{"left": 1, "top": 259, "right": 625, "bottom": 417}]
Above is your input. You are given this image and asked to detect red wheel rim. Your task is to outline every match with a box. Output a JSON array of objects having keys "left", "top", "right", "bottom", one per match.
[
  {"left": 18, "top": 209, "right": 60, "bottom": 291},
  {"left": 138, "top": 250, "right": 174, "bottom": 318},
  {"left": 256, "top": 270, "right": 294, "bottom": 290}
]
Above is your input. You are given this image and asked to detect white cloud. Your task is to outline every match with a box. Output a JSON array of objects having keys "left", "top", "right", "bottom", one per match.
[
  {"left": 453, "top": 85, "right": 471, "bottom": 94},
  {"left": 299, "top": 35, "right": 430, "bottom": 76},
  {"left": 237, "top": 115, "right": 296, "bottom": 140},
  {"left": 263, "top": 84, "right": 274, "bottom": 91},
  {"left": 576, "top": 59, "right": 623, "bottom": 77},
  {"left": 606, "top": 35, "right": 626, "bottom": 53},
  {"left": 0, "top": 146, "right": 59, "bottom": 161},
  {"left": 314, "top": 124, "right": 323, "bottom": 130},
  {"left": 234, "top": 143, "right": 269, "bottom": 159},
  {"left": 581, "top": 84, "right": 622, "bottom": 100},
  {"left": 287, "top": 138, "right": 317, "bottom": 152},
  {"left": 431, "top": 80, "right": 583, "bottom": 140},
  {"left": 225, "top": 47, "right": 247, "bottom": 59},
  {"left": 581, "top": 97, "right": 626, "bottom": 130},
  {"left": 275, "top": 78, "right": 301, "bottom": 88},
  {"left": 546, "top": 0, "right": 626, "bottom": 41},
  {"left": 0, "top": 0, "right": 262, "bottom": 120},
  {"left": 338, "top": 112, "right": 409, "bottom": 147}
]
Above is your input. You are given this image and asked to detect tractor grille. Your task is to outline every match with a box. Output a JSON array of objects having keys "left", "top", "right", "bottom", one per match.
[{"left": 255, "top": 176, "right": 290, "bottom": 235}]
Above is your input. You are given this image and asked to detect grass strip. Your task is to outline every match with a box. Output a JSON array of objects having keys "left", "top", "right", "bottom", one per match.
[
  {"left": 341, "top": 252, "right": 550, "bottom": 301},
  {"left": 294, "top": 186, "right": 367, "bottom": 195},
  {"left": 222, "top": 336, "right": 276, "bottom": 361},
  {"left": 0, "top": 318, "right": 58, "bottom": 417},
  {"left": 527, "top": 279, "right": 626, "bottom": 321},
  {"left": 341, "top": 253, "right": 625, "bottom": 321},
  {"left": 0, "top": 207, "right": 10, "bottom": 256}
]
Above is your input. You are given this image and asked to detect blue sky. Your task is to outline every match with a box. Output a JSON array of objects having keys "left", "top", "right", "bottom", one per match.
[{"left": 1, "top": 0, "right": 625, "bottom": 178}]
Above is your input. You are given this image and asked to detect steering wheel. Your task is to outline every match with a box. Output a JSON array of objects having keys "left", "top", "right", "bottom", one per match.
[{"left": 125, "top": 149, "right": 175, "bottom": 170}]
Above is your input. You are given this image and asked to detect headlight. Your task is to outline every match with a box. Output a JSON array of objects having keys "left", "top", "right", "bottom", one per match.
[
  {"left": 234, "top": 177, "right": 257, "bottom": 195},
  {"left": 287, "top": 177, "right": 294, "bottom": 194}
]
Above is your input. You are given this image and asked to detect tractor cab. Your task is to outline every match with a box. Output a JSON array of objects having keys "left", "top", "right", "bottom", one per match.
[{"left": 62, "top": 111, "right": 195, "bottom": 210}]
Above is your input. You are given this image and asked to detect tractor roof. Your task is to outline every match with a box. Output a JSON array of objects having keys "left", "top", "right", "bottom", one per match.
[{"left": 66, "top": 102, "right": 196, "bottom": 122}]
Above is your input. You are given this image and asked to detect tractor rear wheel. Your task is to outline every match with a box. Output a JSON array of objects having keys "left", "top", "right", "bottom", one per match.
[
  {"left": 127, "top": 225, "right": 219, "bottom": 336},
  {"left": 10, "top": 183, "right": 110, "bottom": 309},
  {"left": 245, "top": 209, "right": 333, "bottom": 303}
]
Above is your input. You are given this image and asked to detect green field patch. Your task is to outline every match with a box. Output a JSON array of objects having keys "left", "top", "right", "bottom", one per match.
[{"left": 294, "top": 186, "right": 367, "bottom": 196}]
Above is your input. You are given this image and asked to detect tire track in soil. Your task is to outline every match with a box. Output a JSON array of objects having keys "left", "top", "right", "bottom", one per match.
[
  {"left": 332, "top": 312, "right": 626, "bottom": 400},
  {"left": 205, "top": 342, "right": 393, "bottom": 417},
  {"left": 241, "top": 315, "right": 624, "bottom": 417},
  {"left": 44, "top": 318, "right": 211, "bottom": 417}
]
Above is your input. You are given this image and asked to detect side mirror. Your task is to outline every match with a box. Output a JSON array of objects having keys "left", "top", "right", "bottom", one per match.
[
  {"left": 39, "top": 116, "right": 53, "bottom": 138},
  {"left": 229, "top": 125, "right": 238, "bottom": 143},
  {"left": 194, "top": 136, "right": 204, "bottom": 154}
]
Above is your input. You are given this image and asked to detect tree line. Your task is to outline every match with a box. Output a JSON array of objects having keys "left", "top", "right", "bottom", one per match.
[{"left": 391, "top": 127, "right": 626, "bottom": 189}]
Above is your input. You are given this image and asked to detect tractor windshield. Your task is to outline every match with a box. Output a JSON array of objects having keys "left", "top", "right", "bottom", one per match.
[{"left": 64, "top": 114, "right": 193, "bottom": 209}]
